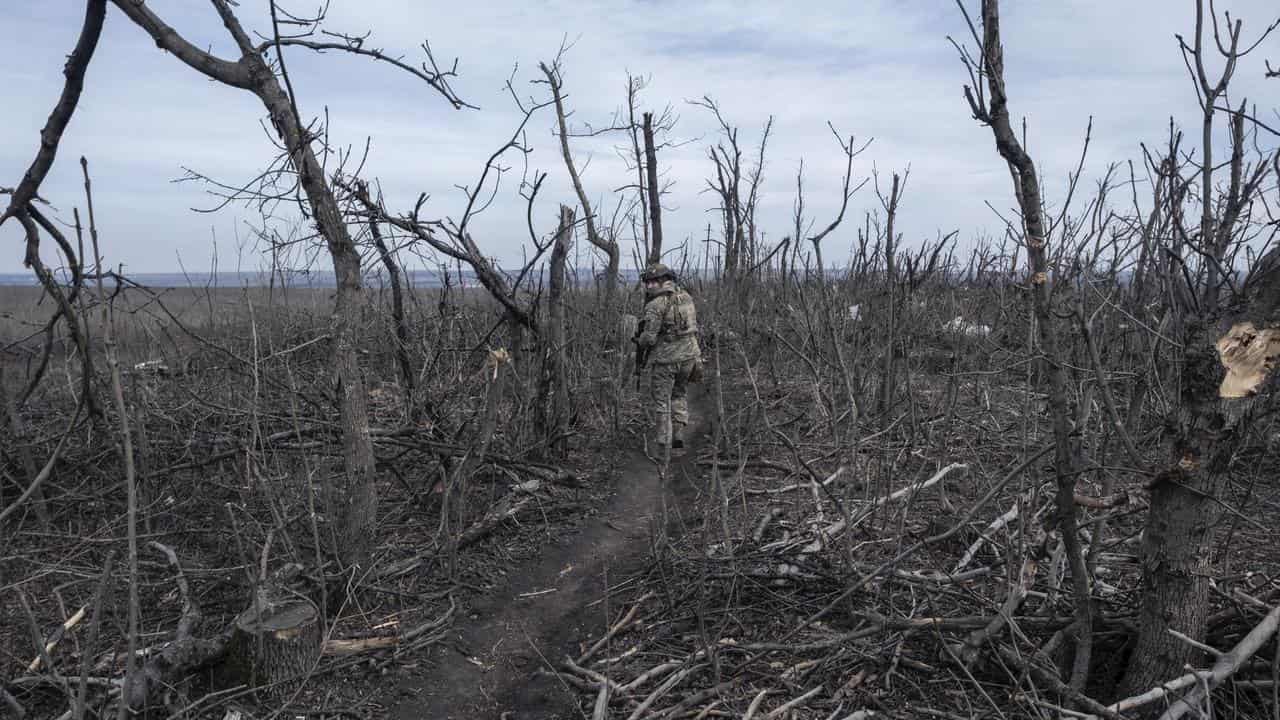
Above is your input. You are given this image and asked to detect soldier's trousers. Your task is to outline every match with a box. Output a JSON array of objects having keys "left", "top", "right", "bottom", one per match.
[{"left": 650, "top": 359, "right": 695, "bottom": 446}]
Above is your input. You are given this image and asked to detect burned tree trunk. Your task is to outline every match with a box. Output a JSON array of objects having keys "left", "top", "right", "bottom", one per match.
[
  {"left": 365, "top": 200, "right": 418, "bottom": 420},
  {"left": 547, "top": 206, "right": 574, "bottom": 457},
  {"left": 1119, "top": 248, "right": 1280, "bottom": 699},
  {"left": 643, "top": 112, "right": 664, "bottom": 265},
  {"left": 1117, "top": 4, "right": 1276, "bottom": 699},
  {"left": 241, "top": 42, "right": 378, "bottom": 571},
  {"left": 962, "top": 0, "right": 1092, "bottom": 691},
  {"left": 877, "top": 173, "right": 901, "bottom": 418},
  {"left": 542, "top": 61, "right": 619, "bottom": 304},
  {"left": 109, "top": 0, "right": 379, "bottom": 567},
  {"left": 223, "top": 597, "right": 322, "bottom": 697},
  {"left": 626, "top": 76, "right": 651, "bottom": 260}
]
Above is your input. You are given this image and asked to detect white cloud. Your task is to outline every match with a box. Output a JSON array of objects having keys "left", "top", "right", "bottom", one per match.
[{"left": 2, "top": 0, "right": 1277, "bottom": 274}]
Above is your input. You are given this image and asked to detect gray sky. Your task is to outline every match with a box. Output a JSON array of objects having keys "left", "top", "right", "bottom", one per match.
[{"left": 2, "top": 1, "right": 1277, "bottom": 275}]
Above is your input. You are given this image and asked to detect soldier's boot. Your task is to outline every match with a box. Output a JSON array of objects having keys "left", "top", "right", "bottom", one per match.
[
  {"left": 670, "top": 426, "right": 687, "bottom": 457},
  {"left": 671, "top": 422, "right": 687, "bottom": 453}
]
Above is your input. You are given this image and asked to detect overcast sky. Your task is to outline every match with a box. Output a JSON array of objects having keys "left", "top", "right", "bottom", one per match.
[{"left": 2, "top": 1, "right": 1277, "bottom": 275}]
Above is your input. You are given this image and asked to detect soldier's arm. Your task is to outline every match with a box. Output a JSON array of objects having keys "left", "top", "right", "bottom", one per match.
[{"left": 637, "top": 298, "right": 665, "bottom": 347}]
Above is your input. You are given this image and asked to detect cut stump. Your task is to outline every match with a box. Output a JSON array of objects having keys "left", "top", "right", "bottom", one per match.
[{"left": 223, "top": 597, "right": 321, "bottom": 697}]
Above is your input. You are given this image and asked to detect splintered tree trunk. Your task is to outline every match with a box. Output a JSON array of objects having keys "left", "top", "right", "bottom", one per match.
[
  {"left": 878, "top": 173, "right": 901, "bottom": 418},
  {"left": 548, "top": 205, "right": 573, "bottom": 457},
  {"left": 1118, "top": 320, "right": 1221, "bottom": 699},
  {"left": 1120, "top": 303, "right": 1280, "bottom": 697},
  {"left": 1118, "top": 6, "right": 1278, "bottom": 695},
  {"left": 643, "top": 112, "right": 664, "bottom": 265}
]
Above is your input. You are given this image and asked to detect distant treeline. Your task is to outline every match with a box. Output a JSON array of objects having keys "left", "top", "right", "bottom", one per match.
[
  {"left": 0, "top": 267, "right": 651, "bottom": 289},
  {"left": 1, "top": 265, "right": 1170, "bottom": 289}
]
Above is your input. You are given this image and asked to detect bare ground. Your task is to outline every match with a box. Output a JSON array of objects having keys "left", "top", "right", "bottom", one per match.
[{"left": 385, "top": 389, "right": 710, "bottom": 719}]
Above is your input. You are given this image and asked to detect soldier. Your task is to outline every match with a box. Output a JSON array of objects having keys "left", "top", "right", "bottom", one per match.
[{"left": 634, "top": 263, "right": 701, "bottom": 456}]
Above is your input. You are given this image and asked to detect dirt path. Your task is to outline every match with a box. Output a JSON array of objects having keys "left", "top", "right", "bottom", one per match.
[{"left": 387, "top": 389, "right": 709, "bottom": 719}]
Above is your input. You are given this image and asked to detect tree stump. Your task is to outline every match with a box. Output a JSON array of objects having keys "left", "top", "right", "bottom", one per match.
[{"left": 223, "top": 597, "right": 321, "bottom": 697}]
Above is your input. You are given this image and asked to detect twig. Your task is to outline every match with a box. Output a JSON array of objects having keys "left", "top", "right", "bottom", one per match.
[
  {"left": 625, "top": 664, "right": 702, "bottom": 720},
  {"left": 0, "top": 409, "right": 79, "bottom": 526},
  {"left": 26, "top": 606, "right": 87, "bottom": 672},
  {"left": 790, "top": 445, "right": 1051, "bottom": 632},
  {"left": 578, "top": 592, "right": 653, "bottom": 665},
  {"left": 766, "top": 685, "right": 823, "bottom": 717},
  {"left": 74, "top": 551, "right": 115, "bottom": 720},
  {"left": 802, "top": 463, "right": 967, "bottom": 552},
  {"left": 149, "top": 541, "right": 199, "bottom": 640},
  {"left": 742, "top": 689, "right": 771, "bottom": 720}
]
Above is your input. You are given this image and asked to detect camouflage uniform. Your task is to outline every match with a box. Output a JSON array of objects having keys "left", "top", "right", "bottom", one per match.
[{"left": 637, "top": 268, "right": 700, "bottom": 449}]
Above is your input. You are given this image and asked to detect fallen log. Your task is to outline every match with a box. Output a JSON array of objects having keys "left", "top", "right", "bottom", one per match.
[
  {"left": 577, "top": 592, "right": 654, "bottom": 665},
  {"left": 370, "top": 431, "right": 582, "bottom": 486},
  {"left": 123, "top": 542, "right": 230, "bottom": 711},
  {"left": 322, "top": 636, "right": 398, "bottom": 656},
  {"left": 382, "top": 480, "right": 548, "bottom": 577},
  {"left": 958, "top": 556, "right": 1037, "bottom": 664},
  {"left": 457, "top": 479, "right": 543, "bottom": 549}
]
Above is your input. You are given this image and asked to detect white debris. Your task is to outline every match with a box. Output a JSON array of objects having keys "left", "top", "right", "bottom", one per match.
[
  {"left": 942, "top": 316, "right": 991, "bottom": 338},
  {"left": 847, "top": 304, "right": 862, "bottom": 321},
  {"left": 132, "top": 359, "right": 170, "bottom": 374}
]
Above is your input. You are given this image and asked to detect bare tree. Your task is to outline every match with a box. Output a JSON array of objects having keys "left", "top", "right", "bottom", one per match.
[
  {"left": 1, "top": 0, "right": 106, "bottom": 419},
  {"left": 694, "top": 97, "right": 773, "bottom": 278},
  {"left": 1117, "top": 0, "right": 1280, "bottom": 698},
  {"left": 876, "top": 171, "right": 904, "bottom": 418},
  {"left": 610, "top": 74, "right": 678, "bottom": 269},
  {"left": 345, "top": 78, "right": 557, "bottom": 341},
  {"left": 359, "top": 181, "right": 418, "bottom": 420},
  {"left": 101, "top": 0, "right": 468, "bottom": 568},
  {"left": 546, "top": 205, "right": 574, "bottom": 457},
  {"left": 540, "top": 56, "right": 620, "bottom": 303},
  {"left": 626, "top": 74, "right": 653, "bottom": 258},
  {"left": 643, "top": 111, "right": 666, "bottom": 266},
  {"left": 795, "top": 128, "right": 870, "bottom": 438},
  {"left": 955, "top": 0, "right": 1093, "bottom": 692}
]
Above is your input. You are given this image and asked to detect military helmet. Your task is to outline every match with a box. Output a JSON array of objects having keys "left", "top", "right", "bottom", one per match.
[{"left": 641, "top": 262, "right": 675, "bottom": 283}]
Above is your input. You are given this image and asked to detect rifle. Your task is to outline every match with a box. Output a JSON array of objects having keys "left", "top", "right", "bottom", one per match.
[{"left": 632, "top": 319, "right": 650, "bottom": 391}]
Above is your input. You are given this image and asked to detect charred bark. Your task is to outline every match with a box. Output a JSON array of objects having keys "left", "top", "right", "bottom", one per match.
[
  {"left": 1117, "top": 1, "right": 1277, "bottom": 698},
  {"left": 643, "top": 112, "right": 664, "bottom": 266},
  {"left": 542, "top": 61, "right": 619, "bottom": 303},
  {"left": 547, "top": 205, "right": 573, "bottom": 457},
  {"left": 365, "top": 201, "right": 418, "bottom": 420},
  {"left": 961, "top": 0, "right": 1093, "bottom": 691},
  {"left": 1, "top": 0, "right": 106, "bottom": 224},
  {"left": 109, "top": 0, "right": 379, "bottom": 567},
  {"left": 1119, "top": 252, "right": 1280, "bottom": 697},
  {"left": 877, "top": 173, "right": 902, "bottom": 418}
]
